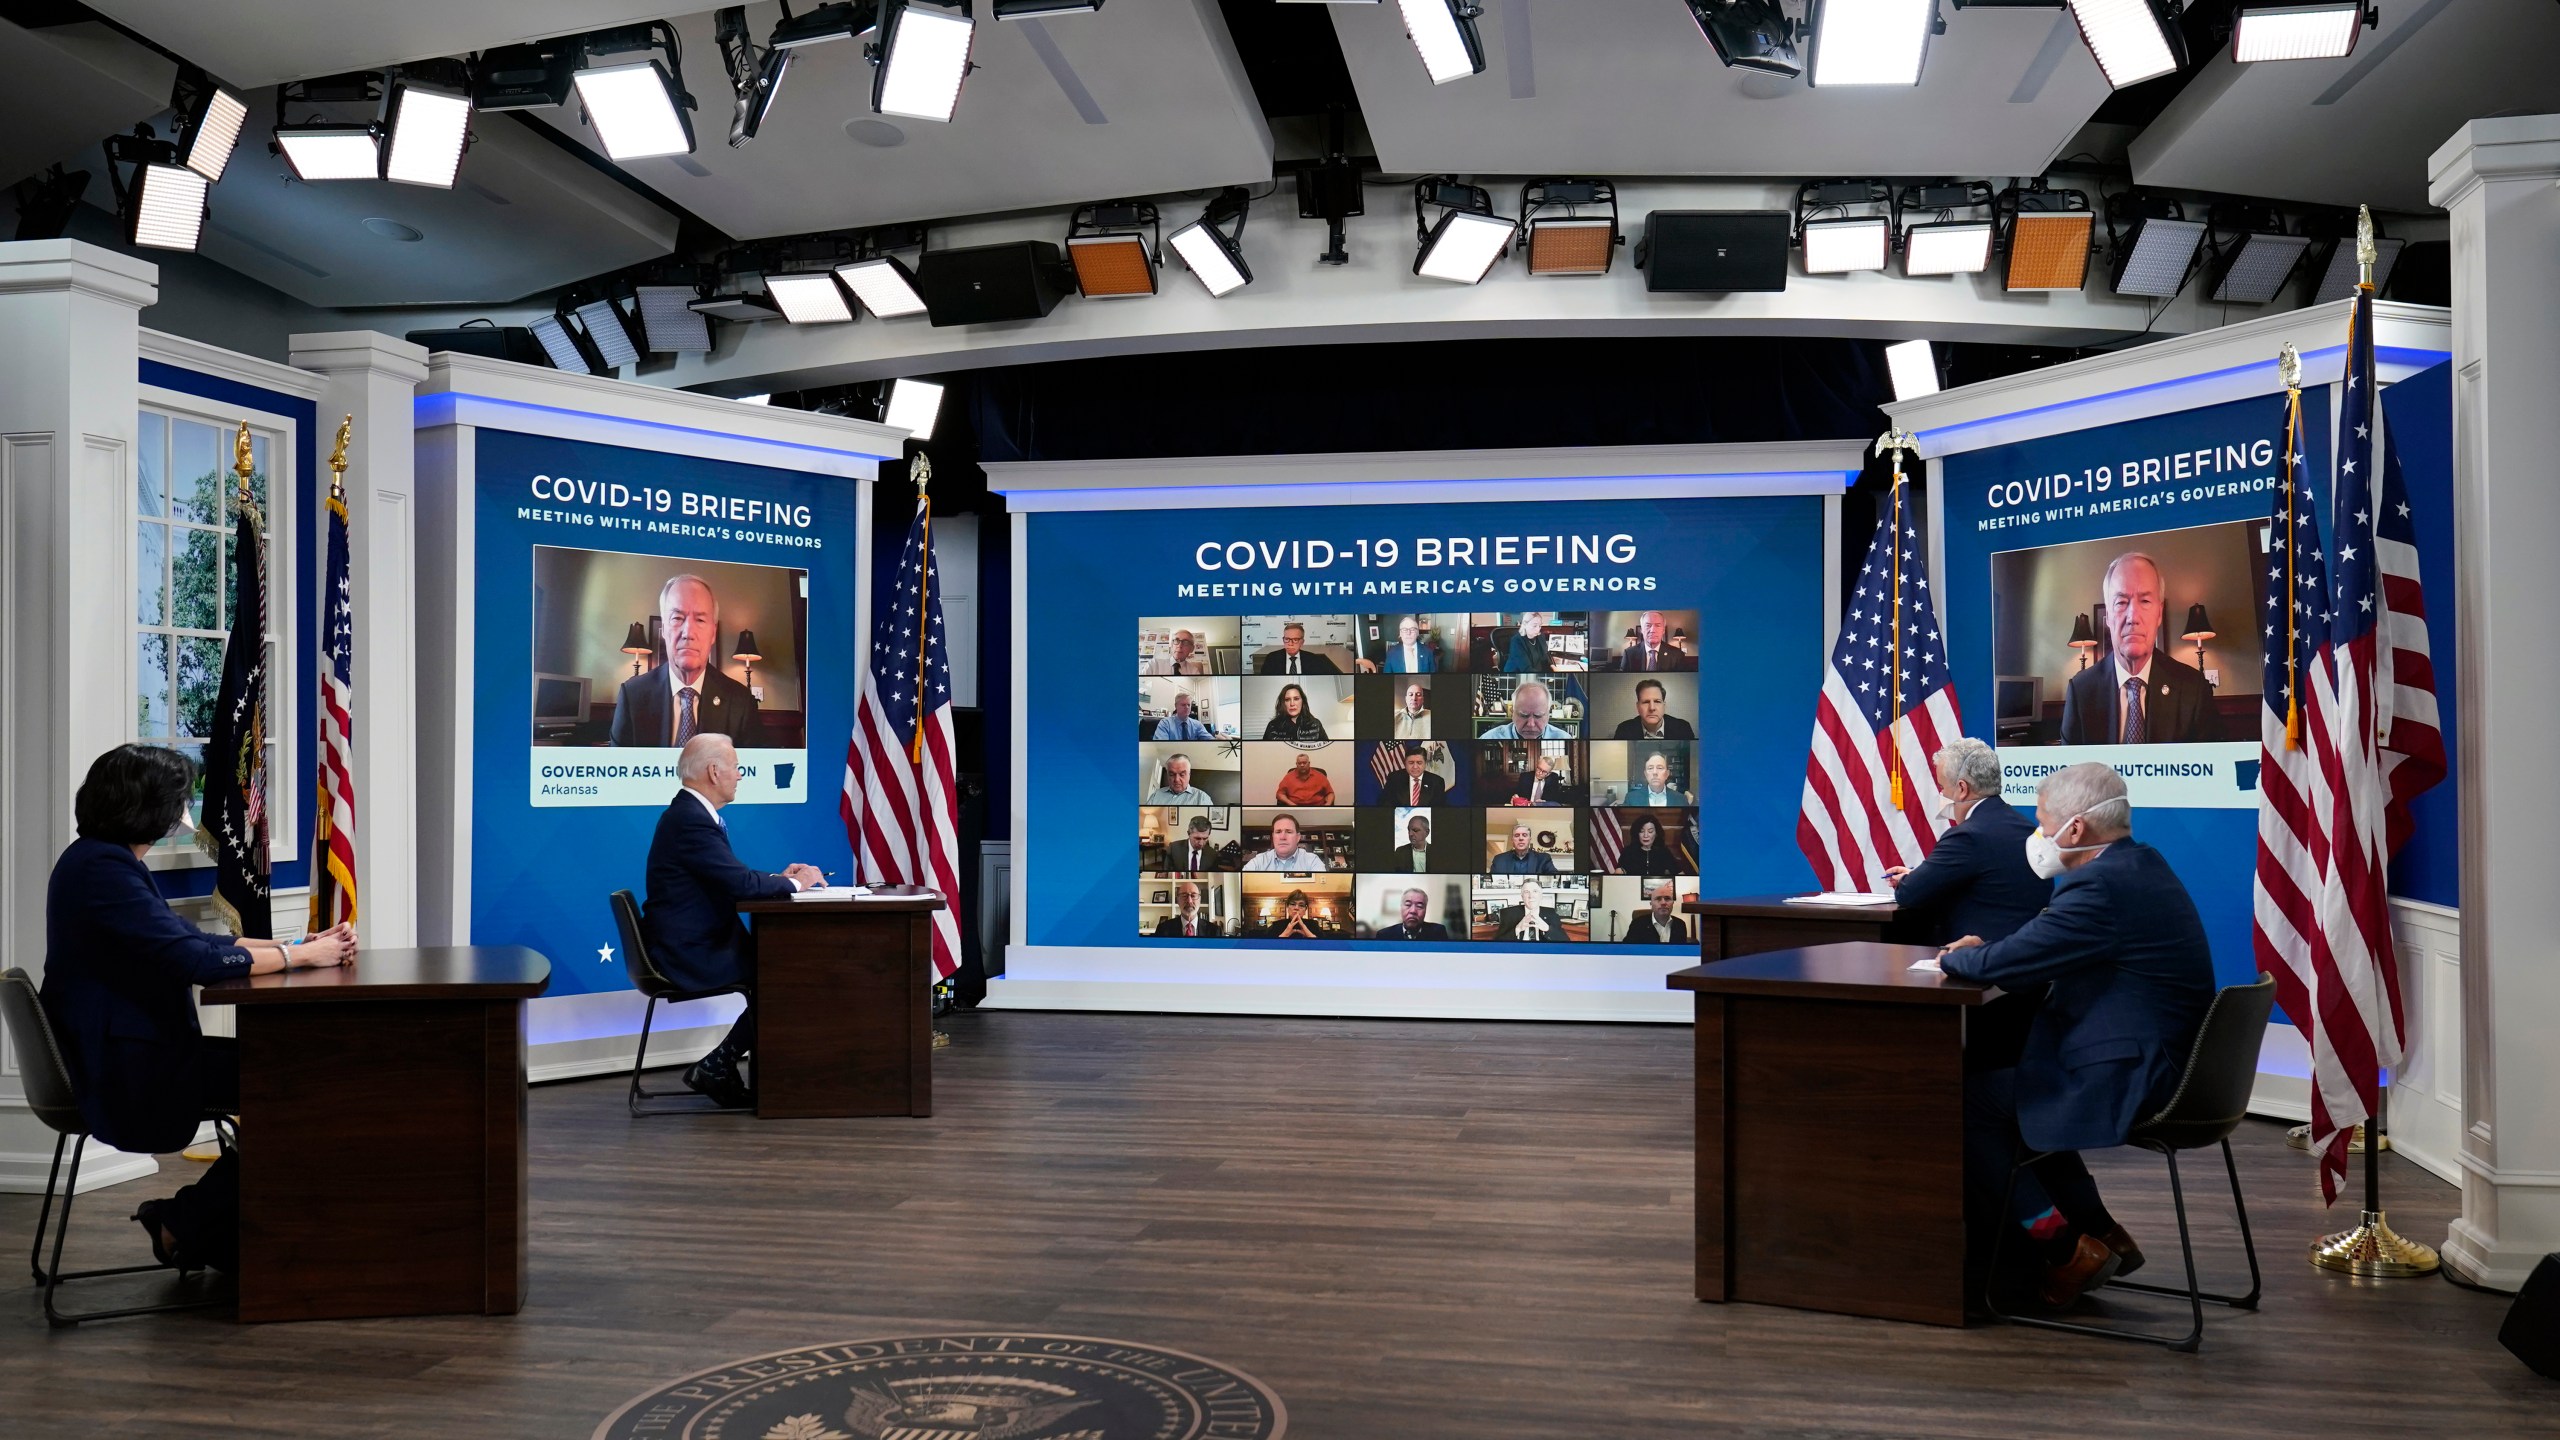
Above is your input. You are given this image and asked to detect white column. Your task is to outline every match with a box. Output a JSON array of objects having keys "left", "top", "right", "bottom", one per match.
[
  {"left": 286, "top": 333, "right": 429, "bottom": 948},
  {"left": 2428, "top": 115, "right": 2560, "bottom": 1290},
  {"left": 0, "top": 240, "right": 161, "bottom": 1191}
]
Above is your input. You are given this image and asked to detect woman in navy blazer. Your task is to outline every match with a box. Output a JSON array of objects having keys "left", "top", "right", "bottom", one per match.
[{"left": 40, "top": 746, "right": 354, "bottom": 1272}]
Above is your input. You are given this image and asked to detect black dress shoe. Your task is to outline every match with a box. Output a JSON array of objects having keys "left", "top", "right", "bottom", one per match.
[
  {"left": 131, "top": 1200, "right": 195, "bottom": 1274},
  {"left": 683, "top": 1055, "right": 753, "bottom": 1109}
]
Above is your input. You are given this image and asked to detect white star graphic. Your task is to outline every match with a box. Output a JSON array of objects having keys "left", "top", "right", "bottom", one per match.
[{"left": 598, "top": 944, "right": 614, "bottom": 964}]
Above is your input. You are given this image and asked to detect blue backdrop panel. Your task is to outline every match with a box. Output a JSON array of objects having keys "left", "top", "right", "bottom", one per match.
[
  {"left": 469, "top": 429, "right": 861, "bottom": 996},
  {"left": 2377, "top": 362, "right": 2458, "bottom": 908},
  {"left": 1022, "top": 494, "right": 1826, "bottom": 950},
  {"left": 1939, "top": 374, "right": 2459, "bottom": 991}
]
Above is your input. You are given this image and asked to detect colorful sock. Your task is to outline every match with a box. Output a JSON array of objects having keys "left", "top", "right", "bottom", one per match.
[{"left": 2023, "top": 1206, "right": 2077, "bottom": 1263}]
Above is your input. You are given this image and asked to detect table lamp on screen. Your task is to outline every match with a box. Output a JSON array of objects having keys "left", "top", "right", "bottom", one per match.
[
  {"left": 733, "top": 628, "right": 762, "bottom": 697},
  {"left": 2067, "top": 613, "right": 2098, "bottom": 670},
  {"left": 620, "top": 621, "right": 652, "bottom": 677},
  {"left": 2180, "top": 604, "right": 2214, "bottom": 684}
]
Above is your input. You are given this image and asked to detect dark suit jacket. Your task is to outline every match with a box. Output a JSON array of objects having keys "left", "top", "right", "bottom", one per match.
[
  {"left": 1940, "top": 840, "right": 2216, "bottom": 1152},
  {"left": 1490, "top": 905, "right": 1564, "bottom": 941},
  {"left": 1617, "top": 841, "right": 1680, "bottom": 876},
  {"left": 1507, "top": 773, "right": 1581, "bottom": 806},
  {"left": 39, "top": 838, "right": 253, "bottom": 1154},
  {"left": 610, "top": 665, "right": 762, "bottom": 747},
  {"left": 1611, "top": 716, "right": 1698, "bottom": 741},
  {"left": 1378, "top": 643, "right": 1437, "bottom": 673},
  {"left": 1152, "top": 915, "right": 1223, "bottom": 938},
  {"left": 1256, "top": 649, "right": 1342, "bottom": 675},
  {"left": 1165, "top": 842, "right": 1230, "bottom": 874},
  {"left": 641, "top": 792, "right": 797, "bottom": 993},
  {"left": 1890, "top": 795, "right": 2051, "bottom": 946},
  {"left": 2058, "top": 653, "right": 2219, "bottom": 744},
  {"left": 1504, "top": 633, "right": 1550, "bottom": 672},
  {"left": 1388, "top": 843, "right": 1437, "bottom": 872},
  {"left": 1617, "top": 642, "right": 1696, "bottom": 673},
  {"left": 1386, "top": 771, "right": 1448, "bottom": 807},
  {"left": 1376, "top": 920, "right": 1452, "bottom": 941},
  {"left": 1624, "top": 913, "right": 1690, "bottom": 944},
  {"left": 1487, "top": 850, "right": 1560, "bottom": 876}
]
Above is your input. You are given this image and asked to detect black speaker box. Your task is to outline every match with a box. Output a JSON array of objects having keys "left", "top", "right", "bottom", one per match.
[
  {"left": 2502, "top": 1253, "right": 2560, "bottom": 1379},
  {"left": 1637, "top": 210, "right": 1792, "bottom": 293},
  {"left": 917, "top": 241, "right": 1070, "bottom": 327},
  {"left": 405, "top": 326, "right": 549, "bottom": 365}
]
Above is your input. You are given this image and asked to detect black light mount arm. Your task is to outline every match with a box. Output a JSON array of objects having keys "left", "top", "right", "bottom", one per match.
[
  {"left": 1196, "top": 186, "right": 1252, "bottom": 245},
  {"left": 100, "top": 125, "right": 177, "bottom": 212},
  {"left": 1412, "top": 177, "right": 1494, "bottom": 244},
  {"left": 1069, "top": 200, "right": 1161, "bottom": 261}
]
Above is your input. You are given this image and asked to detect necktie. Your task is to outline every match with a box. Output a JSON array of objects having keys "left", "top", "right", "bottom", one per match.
[
  {"left": 1184, "top": 919, "right": 1195, "bottom": 937},
  {"left": 1646, "top": 647, "right": 1657, "bottom": 669},
  {"left": 1289, "top": 655, "right": 1299, "bottom": 675},
  {"left": 2122, "top": 677, "right": 2146, "bottom": 744},
  {"left": 1411, "top": 778, "right": 1421, "bottom": 804},
  {"left": 676, "top": 687, "right": 699, "bottom": 746}
]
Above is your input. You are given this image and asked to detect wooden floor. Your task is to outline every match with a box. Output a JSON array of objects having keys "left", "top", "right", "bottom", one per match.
[{"left": 3, "top": 1011, "right": 2549, "bottom": 1438}]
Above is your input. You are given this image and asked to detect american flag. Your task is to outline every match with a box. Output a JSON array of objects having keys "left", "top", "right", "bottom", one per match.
[
  {"left": 309, "top": 436, "right": 358, "bottom": 930},
  {"left": 2251, "top": 364, "right": 2334, "bottom": 1189},
  {"left": 1797, "top": 463, "right": 1958, "bottom": 890},
  {"left": 2298, "top": 277, "right": 2442, "bottom": 1202},
  {"left": 1592, "top": 807, "right": 1623, "bottom": 872},
  {"left": 841, "top": 481, "right": 961, "bottom": 979}
]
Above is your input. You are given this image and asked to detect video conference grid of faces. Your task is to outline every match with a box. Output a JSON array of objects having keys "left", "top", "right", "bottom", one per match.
[{"left": 1137, "top": 612, "right": 1705, "bottom": 944}]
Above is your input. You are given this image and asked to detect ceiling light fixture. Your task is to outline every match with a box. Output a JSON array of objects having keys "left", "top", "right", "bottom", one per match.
[
  {"left": 473, "top": 40, "right": 579, "bottom": 110},
  {"left": 2067, "top": 0, "right": 2186, "bottom": 89},
  {"left": 1885, "top": 338, "right": 1939, "bottom": 401},
  {"left": 838, "top": 227, "right": 934, "bottom": 316},
  {"left": 2208, "top": 203, "right": 2310, "bottom": 304},
  {"left": 1065, "top": 200, "right": 1161, "bottom": 298},
  {"left": 1796, "top": 179, "right": 1893, "bottom": 274},
  {"left": 884, "top": 377, "right": 945, "bottom": 440},
  {"left": 764, "top": 269, "right": 858, "bottom": 324},
  {"left": 170, "top": 67, "right": 248, "bottom": 181},
  {"left": 1894, "top": 180, "right": 1994, "bottom": 276},
  {"left": 1997, "top": 181, "right": 2094, "bottom": 291},
  {"left": 632, "top": 273, "right": 715, "bottom": 352},
  {"left": 381, "top": 61, "right": 472, "bottom": 187},
  {"left": 716, "top": 6, "right": 794, "bottom": 147},
  {"left": 2105, "top": 190, "right": 2206, "bottom": 299},
  {"left": 689, "top": 289, "right": 784, "bottom": 322},
  {"left": 528, "top": 311, "right": 600, "bottom": 373},
  {"left": 1412, "top": 177, "right": 1515, "bottom": 284},
  {"left": 2232, "top": 3, "right": 2374, "bottom": 61},
  {"left": 770, "top": 0, "right": 871, "bottom": 47},
  {"left": 991, "top": 0, "right": 1106, "bottom": 14},
  {"left": 105, "top": 126, "right": 207, "bottom": 252},
  {"left": 1397, "top": 0, "right": 1486, "bottom": 84},
  {"left": 269, "top": 73, "right": 384, "bottom": 181},
  {"left": 871, "top": 0, "right": 976, "bottom": 123},
  {"left": 1165, "top": 188, "right": 1255, "bottom": 296},
  {"left": 1682, "top": 0, "right": 1801, "bottom": 78},
  {"left": 1807, "top": 0, "right": 1936, "bottom": 87},
  {"left": 1518, "top": 179, "right": 1620, "bottom": 275},
  {"left": 573, "top": 23, "right": 698, "bottom": 159}
]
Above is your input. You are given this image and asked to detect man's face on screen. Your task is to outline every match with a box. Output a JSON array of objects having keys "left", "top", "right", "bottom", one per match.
[
  {"left": 1164, "top": 759, "right": 1191, "bottom": 792},
  {"left": 1407, "top": 817, "right": 1429, "bottom": 845},
  {"left": 1281, "top": 625, "right": 1305, "bottom": 655},
  {"left": 1171, "top": 692, "right": 1193, "bottom": 717},
  {"left": 1175, "top": 883, "right": 1200, "bottom": 914},
  {"left": 1509, "top": 826, "right": 1532, "bottom": 855},
  {"left": 2106, "top": 557, "right": 2164, "bottom": 669},
  {"left": 1636, "top": 683, "right": 1666, "bottom": 726},
  {"left": 1401, "top": 890, "right": 1428, "bottom": 926},
  {"left": 1645, "top": 754, "right": 1671, "bottom": 790},
  {"left": 662, "top": 579, "right": 716, "bottom": 681},
  {"left": 1404, "top": 684, "right": 1426, "bottom": 714},
  {"left": 1398, "top": 617, "right": 1420, "bottom": 646},
  {"left": 1293, "top": 754, "right": 1314, "bottom": 777},
  {"left": 1641, "top": 612, "right": 1667, "bottom": 648},
  {"left": 1652, "top": 889, "right": 1676, "bottom": 920},
  {"left": 1173, "top": 631, "right": 1195, "bottom": 661},
  {"left": 1509, "top": 688, "right": 1549, "bottom": 735},
  {"left": 1269, "top": 817, "right": 1301, "bottom": 856}
]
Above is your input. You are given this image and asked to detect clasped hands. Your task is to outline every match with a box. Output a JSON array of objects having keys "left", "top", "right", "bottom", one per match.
[
  {"left": 783, "top": 863, "right": 827, "bottom": 890},
  {"left": 283, "top": 922, "right": 357, "bottom": 970}
]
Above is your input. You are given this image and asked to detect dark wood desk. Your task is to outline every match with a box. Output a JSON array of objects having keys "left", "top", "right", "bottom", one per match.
[
  {"left": 1668, "top": 943, "right": 1987, "bottom": 1327},
  {"left": 202, "top": 946, "right": 549, "bottom": 1323},
  {"left": 1683, "top": 894, "right": 1914, "bottom": 960},
  {"left": 738, "top": 888, "right": 943, "bottom": 1119}
]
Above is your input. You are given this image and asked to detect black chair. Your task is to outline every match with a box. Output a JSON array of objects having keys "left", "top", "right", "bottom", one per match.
[
  {"left": 1, "top": 967, "right": 228, "bottom": 1327},
  {"left": 609, "top": 891, "right": 749, "bottom": 1117},
  {"left": 1989, "top": 973, "right": 2277, "bottom": 1352}
]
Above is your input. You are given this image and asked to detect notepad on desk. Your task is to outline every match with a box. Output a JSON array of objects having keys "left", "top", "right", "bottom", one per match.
[
  {"left": 787, "top": 885, "right": 873, "bottom": 902},
  {"left": 1783, "top": 891, "right": 1897, "bottom": 908}
]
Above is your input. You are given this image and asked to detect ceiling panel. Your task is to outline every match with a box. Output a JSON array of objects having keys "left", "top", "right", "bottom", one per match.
[
  {"left": 529, "top": 0, "right": 1273, "bottom": 240},
  {"left": 2130, "top": 0, "right": 2560, "bottom": 212},
  {"left": 1332, "top": 3, "right": 2114, "bottom": 180},
  {"left": 81, "top": 0, "right": 678, "bottom": 88},
  {"left": 0, "top": 19, "right": 173, "bottom": 190}
]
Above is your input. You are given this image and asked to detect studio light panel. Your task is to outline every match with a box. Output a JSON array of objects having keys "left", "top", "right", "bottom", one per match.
[
  {"left": 1414, "top": 210, "right": 1514, "bottom": 284},
  {"left": 1802, "top": 217, "right": 1888, "bottom": 274},
  {"left": 1526, "top": 218, "right": 1615, "bottom": 276},
  {"left": 574, "top": 61, "right": 695, "bottom": 159},
  {"left": 1902, "top": 221, "right": 1991, "bottom": 276},
  {"left": 876, "top": 1, "right": 976, "bottom": 122},
  {"left": 2068, "top": 0, "right": 2183, "bottom": 88},
  {"left": 384, "top": 78, "right": 471, "bottom": 187},
  {"left": 1166, "top": 221, "right": 1252, "bottom": 296},
  {"left": 574, "top": 298, "right": 640, "bottom": 368},
  {"left": 129, "top": 163, "right": 208, "bottom": 251},
  {"left": 635, "top": 285, "right": 715, "bottom": 352},
  {"left": 528, "top": 314, "right": 592, "bottom": 373},
  {"left": 1067, "top": 234, "right": 1158, "bottom": 298},
  {"left": 2111, "top": 216, "right": 2206, "bottom": 298},
  {"left": 1885, "top": 339, "right": 1939, "bottom": 401},
  {"left": 885, "top": 377, "right": 945, "bottom": 440},
  {"left": 2233, "top": 3, "right": 2366, "bottom": 62},
  {"left": 180, "top": 86, "right": 248, "bottom": 181},
  {"left": 275, "top": 126, "right": 381, "bottom": 181},
  {"left": 838, "top": 256, "right": 932, "bottom": 317},
  {"left": 1807, "top": 0, "right": 1932, "bottom": 87},
  {"left": 2212, "top": 232, "right": 2311, "bottom": 304},
  {"left": 1397, "top": 0, "right": 1486, "bottom": 84},
  {"left": 765, "top": 271, "right": 856, "bottom": 323},
  {"left": 2006, "top": 211, "right": 2093, "bottom": 291}
]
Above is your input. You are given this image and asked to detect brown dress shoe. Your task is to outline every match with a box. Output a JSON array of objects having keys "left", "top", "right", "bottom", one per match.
[
  {"left": 2038, "top": 1234, "right": 2124, "bottom": 1310},
  {"left": 2097, "top": 1224, "right": 2146, "bottom": 1278}
]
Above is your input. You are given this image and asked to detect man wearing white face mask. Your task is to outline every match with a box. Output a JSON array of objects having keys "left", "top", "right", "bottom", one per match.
[
  {"left": 1936, "top": 762, "right": 2214, "bottom": 1312},
  {"left": 1883, "top": 738, "right": 2048, "bottom": 949}
]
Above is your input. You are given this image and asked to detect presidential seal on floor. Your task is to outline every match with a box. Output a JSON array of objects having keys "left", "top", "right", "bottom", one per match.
[{"left": 592, "top": 1333, "right": 1286, "bottom": 1440}]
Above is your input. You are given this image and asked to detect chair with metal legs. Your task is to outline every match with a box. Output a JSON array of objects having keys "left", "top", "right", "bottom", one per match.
[
  {"left": 1988, "top": 973, "right": 2277, "bottom": 1352},
  {"left": 2, "top": 967, "right": 227, "bottom": 1328},
  {"left": 609, "top": 891, "right": 750, "bottom": 1117}
]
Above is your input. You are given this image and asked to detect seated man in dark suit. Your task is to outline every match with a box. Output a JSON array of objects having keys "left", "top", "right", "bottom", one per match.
[
  {"left": 1165, "top": 816, "right": 1230, "bottom": 873},
  {"left": 1888, "top": 739, "right": 2054, "bottom": 1070},
  {"left": 642, "top": 735, "right": 824, "bottom": 1106},
  {"left": 1506, "top": 750, "right": 1579, "bottom": 806},
  {"left": 1622, "top": 884, "right": 1689, "bottom": 944},
  {"left": 1617, "top": 611, "right": 1697, "bottom": 673},
  {"left": 1937, "top": 763, "right": 2215, "bottom": 1309},
  {"left": 610, "top": 574, "right": 763, "bottom": 747},
  {"left": 1388, "top": 814, "right": 1437, "bottom": 873},
  {"left": 1610, "top": 678, "right": 1697, "bottom": 741},
  {"left": 1152, "top": 881, "right": 1222, "bottom": 937},
  {"left": 1389, "top": 747, "right": 1447, "bottom": 807},
  {"left": 1490, "top": 878, "right": 1564, "bottom": 942},
  {"left": 2058, "top": 552, "right": 2219, "bottom": 744},
  {"left": 1376, "top": 886, "right": 1451, "bottom": 941},
  {"left": 1255, "top": 621, "right": 1342, "bottom": 675}
]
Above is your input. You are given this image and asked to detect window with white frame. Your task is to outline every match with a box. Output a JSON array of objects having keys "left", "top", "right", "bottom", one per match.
[{"left": 132, "top": 399, "right": 293, "bottom": 860}]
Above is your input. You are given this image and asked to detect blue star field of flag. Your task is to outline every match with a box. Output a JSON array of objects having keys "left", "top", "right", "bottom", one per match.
[
  {"left": 324, "top": 505, "right": 354, "bottom": 689},
  {"left": 872, "top": 500, "right": 954, "bottom": 743},
  {"left": 1834, "top": 489, "right": 1950, "bottom": 728},
  {"left": 2329, "top": 291, "right": 2379, "bottom": 652},
  {"left": 2262, "top": 400, "right": 2330, "bottom": 719}
]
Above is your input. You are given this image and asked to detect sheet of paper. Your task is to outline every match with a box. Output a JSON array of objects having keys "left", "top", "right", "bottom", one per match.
[
  {"left": 1907, "top": 955, "right": 1943, "bottom": 973},
  {"left": 1784, "top": 891, "right": 1898, "bottom": 907}
]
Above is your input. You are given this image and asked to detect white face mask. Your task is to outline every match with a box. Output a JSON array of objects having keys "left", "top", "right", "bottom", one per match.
[
  {"left": 1934, "top": 789, "right": 1963, "bottom": 824},
  {"left": 2024, "top": 809, "right": 2109, "bottom": 879}
]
